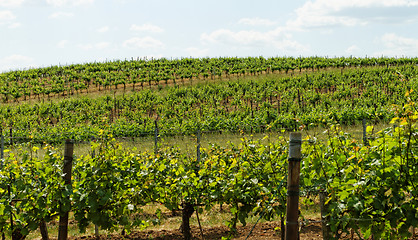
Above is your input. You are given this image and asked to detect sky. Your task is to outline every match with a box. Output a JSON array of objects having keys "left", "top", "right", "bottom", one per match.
[{"left": 1, "top": 0, "right": 418, "bottom": 72}]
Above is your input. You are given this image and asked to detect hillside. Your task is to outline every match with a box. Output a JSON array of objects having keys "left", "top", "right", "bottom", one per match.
[
  {"left": 1, "top": 56, "right": 418, "bottom": 240},
  {"left": 0, "top": 56, "right": 417, "bottom": 143}
]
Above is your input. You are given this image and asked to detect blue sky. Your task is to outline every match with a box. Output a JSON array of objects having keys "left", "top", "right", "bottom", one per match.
[{"left": 1, "top": 0, "right": 418, "bottom": 72}]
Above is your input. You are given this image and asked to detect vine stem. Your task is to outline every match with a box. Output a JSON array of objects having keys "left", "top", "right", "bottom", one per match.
[{"left": 195, "top": 203, "right": 205, "bottom": 240}]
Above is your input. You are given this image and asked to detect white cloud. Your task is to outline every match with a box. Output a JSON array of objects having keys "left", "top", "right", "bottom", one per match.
[
  {"left": 0, "top": 54, "right": 35, "bottom": 72},
  {"left": 201, "top": 27, "right": 308, "bottom": 54},
  {"left": 202, "top": 29, "right": 272, "bottom": 45},
  {"left": 0, "top": 10, "right": 16, "bottom": 24},
  {"left": 289, "top": 0, "right": 418, "bottom": 29},
  {"left": 0, "top": 0, "right": 25, "bottom": 8},
  {"left": 345, "top": 45, "right": 360, "bottom": 54},
  {"left": 46, "top": 0, "right": 65, "bottom": 7},
  {"left": 78, "top": 41, "right": 111, "bottom": 50},
  {"left": 57, "top": 40, "right": 70, "bottom": 48},
  {"left": 375, "top": 33, "right": 418, "bottom": 56},
  {"left": 238, "top": 17, "right": 277, "bottom": 26},
  {"left": 0, "top": 10, "right": 19, "bottom": 28},
  {"left": 123, "top": 36, "right": 165, "bottom": 49},
  {"left": 95, "top": 42, "right": 111, "bottom": 49},
  {"left": 97, "top": 26, "right": 109, "bottom": 33},
  {"left": 290, "top": 0, "right": 364, "bottom": 29},
  {"left": 46, "top": 0, "right": 94, "bottom": 7},
  {"left": 185, "top": 47, "right": 209, "bottom": 57},
  {"left": 8, "top": 22, "right": 21, "bottom": 28},
  {"left": 130, "top": 23, "right": 164, "bottom": 33},
  {"left": 49, "top": 11, "right": 74, "bottom": 19}
]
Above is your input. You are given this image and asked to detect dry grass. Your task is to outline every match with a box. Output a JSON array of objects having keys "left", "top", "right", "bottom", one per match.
[{"left": 20, "top": 198, "right": 320, "bottom": 240}]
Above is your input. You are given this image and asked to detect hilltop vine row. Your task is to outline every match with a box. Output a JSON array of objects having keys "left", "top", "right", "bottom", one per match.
[
  {"left": 0, "top": 56, "right": 417, "bottom": 102},
  {"left": 0, "top": 63, "right": 417, "bottom": 144}
]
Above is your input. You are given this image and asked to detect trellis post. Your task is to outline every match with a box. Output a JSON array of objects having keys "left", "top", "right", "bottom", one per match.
[
  {"left": 285, "top": 132, "right": 302, "bottom": 240},
  {"left": 58, "top": 140, "right": 74, "bottom": 240}
]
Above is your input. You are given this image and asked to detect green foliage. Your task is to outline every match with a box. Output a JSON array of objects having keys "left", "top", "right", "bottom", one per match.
[
  {"left": 1, "top": 57, "right": 418, "bottom": 143},
  {"left": 1, "top": 57, "right": 418, "bottom": 238},
  {"left": 0, "top": 130, "right": 289, "bottom": 239},
  {"left": 302, "top": 96, "right": 418, "bottom": 239},
  {"left": 0, "top": 144, "right": 64, "bottom": 237},
  {"left": 1, "top": 102, "right": 418, "bottom": 239}
]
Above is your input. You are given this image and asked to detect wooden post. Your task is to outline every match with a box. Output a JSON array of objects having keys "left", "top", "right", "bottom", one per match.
[
  {"left": 250, "top": 99, "right": 254, "bottom": 118},
  {"left": 9, "top": 127, "right": 12, "bottom": 146},
  {"left": 285, "top": 132, "right": 302, "bottom": 240},
  {"left": 58, "top": 140, "right": 74, "bottom": 240},
  {"left": 154, "top": 120, "right": 159, "bottom": 155},
  {"left": 196, "top": 130, "right": 201, "bottom": 162},
  {"left": 89, "top": 151, "right": 100, "bottom": 238},
  {"left": 195, "top": 129, "right": 205, "bottom": 240},
  {"left": 1, "top": 131, "right": 4, "bottom": 159},
  {"left": 95, "top": 225, "right": 99, "bottom": 238},
  {"left": 8, "top": 185, "right": 13, "bottom": 240},
  {"left": 319, "top": 191, "right": 331, "bottom": 240},
  {"left": 281, "top": 216, "right": 285, "bottom": 240}
]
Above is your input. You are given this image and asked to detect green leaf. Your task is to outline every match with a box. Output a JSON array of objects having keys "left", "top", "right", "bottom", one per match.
[
  {"left": 264, "top": 162, "right": 272, "bottom": 172},
  {"left": 339, "top": 190, "right": 350, "bottom": 200},
  {"left": 230, "top": 206, "right": 238, "bottom": 215},
  {"left": 158, "top": 164, "right": 166, "bottom": 172},
  {"left": 363, "top": 228, "right": 372, "bottom": 239},
  {"left": 366, "top": 125, "right": 374, "bottom": 134},
  {"left": 0, "top": 204, "right": 4, "bottom": 215}
]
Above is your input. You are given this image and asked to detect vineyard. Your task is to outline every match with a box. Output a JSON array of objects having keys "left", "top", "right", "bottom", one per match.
[
  {"left": 0, "top": 56, "right": 417, "bottom": 239},
  {"left": 1, "top": 56, "right": 415, "bottom": 102},
  {"left": 0, "top": 57, "right": 417, "bottom": 144}
]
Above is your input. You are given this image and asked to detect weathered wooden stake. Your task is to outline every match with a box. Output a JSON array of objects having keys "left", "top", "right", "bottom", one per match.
[
  {"left": 9, "top": 127, "right": 12, "bottom": 145},
  {"left": 8, "top": 185, "right": 14, "bottom": 240},
  {"left": 281, "top": 216, "right": 285, "bottom": 240},
  {"left": 58, "top": 140, "right": 74, "bottom": 240},
  {"left": 196, "top": 130, "right": 201, "bottom": 162},
  {"left": 285, "top": 132, "right": 302, "bottom": 240},
  {"left": 1, "top": 132, "right": 4, "bottom": 159},
  {"left": 319, "top": 191, "right": 331, "bottom": 240},
  {"left": 154, "top": 120, "right": 159, "bottom": 155},
  {"left": 95, "top": 225, "right": 99, "bottom": 238}
]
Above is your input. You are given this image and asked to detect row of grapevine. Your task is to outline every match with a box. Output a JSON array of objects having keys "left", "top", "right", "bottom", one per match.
[
  {"left": 0, "top": 65, "right": 417, "bottom": 144},
  {"left": 1, "top": 100, "right": 417, "bottom": 239},
  {"left": 0, "top": 56, "right": 417, "bottom": 102},
  {"left": 302, "top": 98, "right": 418, "bottom": 239},
  {"left": 0, "top": 130, "right": 289, "bottom": 240}
]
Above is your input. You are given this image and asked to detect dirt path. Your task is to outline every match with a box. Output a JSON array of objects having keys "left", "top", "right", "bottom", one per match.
[{"left": 71, "top": 221, "right": 418, "bottom": 240}]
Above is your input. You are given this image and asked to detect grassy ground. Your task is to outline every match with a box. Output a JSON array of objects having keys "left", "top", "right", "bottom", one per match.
[
  {"left": 21, "top": 198, "right": 321, "bottom": 240},
  {"left": 4, "top": 120, "right": 390, "bottom": 159},
  {"left": 2, "top": 122, "right": 392, "bottom": 240}
]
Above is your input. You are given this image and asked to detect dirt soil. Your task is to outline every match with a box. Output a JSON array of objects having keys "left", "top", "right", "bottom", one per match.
[{"left": 72, "top": 221, "right": 418, "bottom": 240}]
